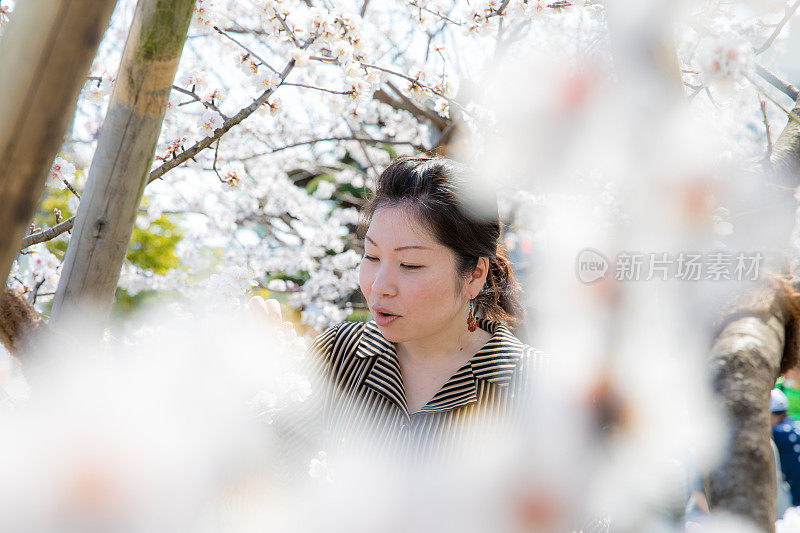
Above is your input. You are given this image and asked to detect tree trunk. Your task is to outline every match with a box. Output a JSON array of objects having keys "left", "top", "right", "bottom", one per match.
[
  {"left": 706, "top": 293, "right": 788, "bottom": 532},
  {"left": 0, "top": 0, "right": 117, "bottom": 297},
  {"left": 0, "top": 289, "right": 44, "bottom": 357},
  {"left": 706, "top": 96, "right": 800, "bottom": 532},
  {"left": 51, "top": 0, "right": 196, "bottom": 325}
]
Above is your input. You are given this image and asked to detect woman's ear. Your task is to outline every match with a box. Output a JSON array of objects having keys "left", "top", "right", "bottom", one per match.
[{"left": 467, "top": 257, "right": 490, "bottom": 298}]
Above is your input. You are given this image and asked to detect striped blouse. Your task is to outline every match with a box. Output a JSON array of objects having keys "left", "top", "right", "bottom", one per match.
[{"left": 278, "top": 316, "right": 546, "bottom": 471}]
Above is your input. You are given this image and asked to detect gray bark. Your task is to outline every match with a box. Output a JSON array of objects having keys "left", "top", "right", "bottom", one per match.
[
  {"left": 51, "top": 0, "right": 196, "bottom": 324},
  {"left": 0, "top": 0, "right": 117, "bottom": 295},
  {"left": 706, "top": 298, "right": 787, "bottom": 532}
]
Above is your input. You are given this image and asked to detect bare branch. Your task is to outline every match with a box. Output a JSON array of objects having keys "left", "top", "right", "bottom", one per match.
[
  {"left": 409, "top": 1, "right": 463, "bottom": 26},
  {"left": 373, "top": 87, "right": 444, "bottom": 130},
  {"left": 755, "top": 0, "right": 800, "bottom": 54},
  {"left": 754, "top": 63, "right": 800, "bottom": 101},
  {"left": 746, "top": 74, "right": 800, "bottom": 126},
  {"left": 241, "top": 136, "right": 426, "bottom": 160},
  {"left": 62, "top": 179, "right": 81, "bottom": 199},
  {"left": 147, "top": 58, "right": 297, "bottom": 186},
  {"left": 760, "top": 97, "right": 773, "bottom": 162},
  {"left": 485, "top": 0, "right": 511, "bottom": 19},
  {"left": 212, "top": 139, "right": 224, "bottom": 182},
  {"left": 386, "top": 81, "right": 449, "bottom": 130},
  {"left": 361, "top": 62, "right": 451, "bottom": 100},
  {"left": 27, "top": 277, "right": 46, "bottom": 305},
  {"left": 310, "top": 55, "right": 460, "bottom": 107},
  {"left": 347, "top": 121, "right": 379, "bottom": 177},
  {"left": 215, "top": 25, "right": 268, "bottom": 36},
  {"left": 213, "top": 25, "right": 279, "bottom": 74},
  {"left": 273, "top": 9, "right": 300, "bottom": 48},
  {"left": 282, "top": 82, "right": 355, "bottom": 95},
  {"left": 20, "top": 217, "right": 75, "bottom": 249},
  {"left": 171, "top": 85, "right": 230, "bottom": 120}
]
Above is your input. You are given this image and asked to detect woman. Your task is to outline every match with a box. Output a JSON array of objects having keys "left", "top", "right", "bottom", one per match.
[{"left": 255, "top": 155, "right": 544, "bottom": 471}]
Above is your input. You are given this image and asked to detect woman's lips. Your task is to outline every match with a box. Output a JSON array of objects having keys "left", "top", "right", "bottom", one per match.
[{"left": 374, "top": 310, "right": 400, "bottom": 326}]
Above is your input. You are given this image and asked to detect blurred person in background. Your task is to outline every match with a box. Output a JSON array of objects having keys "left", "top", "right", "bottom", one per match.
[
  {"left": 777, "top": 366, "right": 800, "bottom": 421},
  {"left": 772, "top": 388, "right": 800, "bottom": 508}
]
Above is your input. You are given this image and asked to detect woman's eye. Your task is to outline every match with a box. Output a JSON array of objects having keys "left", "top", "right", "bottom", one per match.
[{"left": 363, "top": 255, "right": 420, "bottom": 270}]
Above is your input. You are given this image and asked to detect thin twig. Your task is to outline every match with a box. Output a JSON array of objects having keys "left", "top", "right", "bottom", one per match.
[
  {"left": 212, "top": 139, "right": 224, "bottom": 181},
  {"left": 745, "top": 73, "right": 800, "bottom": 126},
  {"left": 361, "top": 62, "right": 449, "bottom": 100},
  {"left": 273, "top": 9, "right": 300, "bottom": 48},
  {"left": 485, "top": 0, "right": 511, "bottom": 19},
  {"left": 62, "top": 179, "right": 81, "bottom": 199},
  {"left": 755, "top": 0, "right": 800, "bottom": 54},
  {"left": 704, "top": 86, "right": 722, "bottom": 108},
  {"left": 409, "top": 1, "right": 463, "bottom": 25},
  {"left": 171, "top": 85, "right": 230, "bottom": 120},
  {"left": 282, "top": 82, "right": 355, "bottom": 95},
  {"left": 760, "top": 96, "right": 773, "bottom": 161},
  {"left": 347, "top": 121, "right": 379, "bottom": 178},
  {"left": 240, "top": 136, "right": 426, "bottom": 160},
  {"left": 27, "top": 277, "right": 46, "bottom": 305},
  {"left": 213, "top": 25, "right": 279, "bottom": 74},
  {"left": 310, "top": 55, "right": 459, "bottom": 106}
]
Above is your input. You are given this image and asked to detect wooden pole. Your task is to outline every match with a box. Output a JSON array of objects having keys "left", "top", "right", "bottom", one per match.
[
  {"left": 0, "top": 0, "right": 117, "bottom": 295},
  {"left": 52, "top": 0, "right": 196, "bottom": 324}
]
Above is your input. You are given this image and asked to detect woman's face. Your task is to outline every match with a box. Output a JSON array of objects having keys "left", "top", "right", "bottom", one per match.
[{"left": 358, "top": 205, "right": 466, "bottom": 342}]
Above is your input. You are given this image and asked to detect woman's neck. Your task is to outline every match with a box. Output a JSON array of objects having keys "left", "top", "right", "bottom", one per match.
[{"left": 394, "top": 315, "right": 484, "bottom": 366}]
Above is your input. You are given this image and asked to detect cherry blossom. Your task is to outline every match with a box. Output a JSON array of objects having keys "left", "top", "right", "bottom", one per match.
[{"left": 46, "top": 157, "right": 76, "bottom": 190}]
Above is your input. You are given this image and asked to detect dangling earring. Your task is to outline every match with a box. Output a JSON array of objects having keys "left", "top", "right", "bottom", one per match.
[{"left": 467, "top": 299, "right": 477, "bottom": 332}]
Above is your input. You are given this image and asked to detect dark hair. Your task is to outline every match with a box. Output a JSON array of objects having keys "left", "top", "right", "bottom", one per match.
[{"left": 356, "top": 155, "right": 525, "bottom": 330}]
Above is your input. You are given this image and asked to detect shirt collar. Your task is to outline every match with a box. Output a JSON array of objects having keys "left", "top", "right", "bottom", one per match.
[{"left": 355, "top": 316, "right": 526, "bottom": 387}]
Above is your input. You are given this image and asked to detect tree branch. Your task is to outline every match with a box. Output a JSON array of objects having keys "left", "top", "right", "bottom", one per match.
[
  {"left": 387, "top": 80, "right": 449, "bottom": 129},
  {"left": 373, "top": 87, "right": 447, "bottom": 130},
  {"left": 273, "top": 9, "right": 300, "bottom": 48},
  {"left": 310, "top": 55, "right": 461, "bottom": 108},
  {"left": 755, "top": 64, "right": 800, "bottom": 102},
  {"left": 282, "top": 82, "right": 355, "bottom": 95},
  {"left": 241, "top": 136, "right": 426, "bottom": 160},
  {"left": 213, "top": 25, "right": 279, "bottom": 74},
  {"left": 409, "top": 1, "right": 463, "bottom": 26},
  {"left": 755, "top": 0, "right": 800, "bottom": 55},
  {"left": 20, "top": 217, "right": 75, "bottom": 249},
  {"left": 172, "top": 84, "right": 230, "bottom": 120},
  {"left": 147, "top": 57, "right": 298, "bottom": 186}
]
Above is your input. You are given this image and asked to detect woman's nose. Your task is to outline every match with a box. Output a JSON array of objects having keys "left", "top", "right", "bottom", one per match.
[{"left": 371, "top": 266, "right": 396, "bottom": 296}]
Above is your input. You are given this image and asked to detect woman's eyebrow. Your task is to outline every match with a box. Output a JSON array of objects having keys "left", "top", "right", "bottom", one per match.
[{"left": 365, "top": 235, "right": 431, "bottom": 251}]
